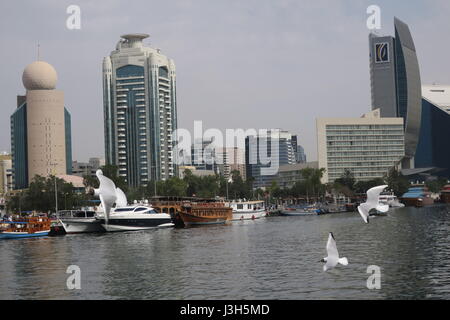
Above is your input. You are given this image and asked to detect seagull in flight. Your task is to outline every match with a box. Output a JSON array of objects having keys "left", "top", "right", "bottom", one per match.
[
  {"left": 321, "top": 232, "right": 349, "bottom": 272},
  {"left": 357, "top": 185, "right": 389, "bottom": 224}
]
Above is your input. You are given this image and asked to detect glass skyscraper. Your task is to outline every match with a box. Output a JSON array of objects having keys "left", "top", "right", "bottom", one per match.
[
  {"left": 369, "top": 17, "right": 422, "bottom": 169},
  {"left": 103, "top": 34, "right": 178, "bottom": 187}
]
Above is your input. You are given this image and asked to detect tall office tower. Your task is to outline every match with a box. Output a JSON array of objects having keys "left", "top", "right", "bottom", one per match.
[
  {"left": 0, "top": 153, "right": 12, "bottom": 196},
  {"left": 245, "top": 130, "right": 296, "bottom": 189},
  {"left": 190, "top": 138, "right": 217, "bottom": 172},
  {"left": 369, "top": 17, "right": 422, "bottom": 169},
  {"left": 415, "top": 85, "right": 450, "bottom": 178},
  {"left": 296, "top": 145, "right": 307, "bottom": 163},
  {"left": 103, "top": 34, "right": 177, "bottom": 187},
  {"left": 11, "top": 61, "right": 72, "bottom": 189},
  {"left": 317, "top": 109, "right": 405, "bottom": 184}
]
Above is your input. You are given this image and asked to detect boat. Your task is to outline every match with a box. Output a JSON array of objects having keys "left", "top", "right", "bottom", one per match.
[
  {"left": 281, "top": 205, "right": 322, "bottom": 216},
  {"left": 400, "top": 186, "right": 434, "bottom": 207},
  {"left": 97, "top": 204, "right": 174, "bottom": 232},
  {"left": 440, "top": 185, "right": 450, "bottom": 203},
  {"left": 0, "top": 216, "right": 51, "bottom": 239},
  {"left": 378, "top": 193, "right": 405, "bottom": 208},
  {"left": 58, "top": 210, "right": 103, "bottom": 234},
  {"left": 227, "top": 200, "right": 267, "bottom": 221},
  {"left": 177, "top": 201, "right": 232, "bottom": 226}
]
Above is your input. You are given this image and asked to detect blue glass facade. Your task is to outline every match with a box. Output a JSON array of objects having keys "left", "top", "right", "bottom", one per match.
[
  {"left": 415, "top": 99, "right": 450, "bottom": 178},
  {"left": 10, "top": 102, "right": 28, "bottom": 189}
]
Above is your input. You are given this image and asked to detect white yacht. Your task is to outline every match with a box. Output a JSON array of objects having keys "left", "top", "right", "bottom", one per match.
[
  {"left": 97, "top": 205, "right": 174, "bottom": 232},
  {"left": 228, "top": 200, "right": 267, "bottom": 221},
  {"left": 58, "top": 210, "right": 103, "bottom": 234},
  {"left": 379, "top": 193, "right": 405, "bottom": 208}
]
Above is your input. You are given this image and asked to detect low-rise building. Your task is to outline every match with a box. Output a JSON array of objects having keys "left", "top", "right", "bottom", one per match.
[{"left": 275, "top": 162, "right": 319, "bottom": 189}]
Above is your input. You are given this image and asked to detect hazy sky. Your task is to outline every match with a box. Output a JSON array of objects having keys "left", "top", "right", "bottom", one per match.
[{"left": 1, "top": 0, "right": 449, "bottom": 162}]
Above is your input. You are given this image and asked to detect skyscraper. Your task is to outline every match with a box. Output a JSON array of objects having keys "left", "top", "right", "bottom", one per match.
[
  {"left": 10, "top": 61, "right": 72, "bottom": 189},
  {"left": 369, "top": 17, "right": 422, "bottom": 169},
  {"left": 103, "top": 34, "right": 178, "bottom": 187}
]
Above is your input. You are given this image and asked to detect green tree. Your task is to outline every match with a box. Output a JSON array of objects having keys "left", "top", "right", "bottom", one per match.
[{"left": 385, "top": 168, "right": 410, "bottom": 197}]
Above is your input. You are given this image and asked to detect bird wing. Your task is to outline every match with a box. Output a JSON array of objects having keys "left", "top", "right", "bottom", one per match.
[
  {"left": 115, "top": 188, "right": 128, "bottom": 208},
  {"left": 366, "top": 185, "right": 388, "bottom": 205},
  {"left": 99, "top": 194, "right": 112, "bottom": 224},
  {"left": 358, "top": 203, "right": 370, "bottom": 224},
  {"left": 326, "top": 233, "right": 339, "bottom": 259}
]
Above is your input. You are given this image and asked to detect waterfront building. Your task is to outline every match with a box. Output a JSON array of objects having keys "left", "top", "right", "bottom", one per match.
[
  {"left": 415, "top": 85, "right": 450, "bottom": 178},
  {"left": 0, "top": 153, "right": 13, "bottom": 196},
  {"left": 275, "top": 162, "right": 318, "bottom": 189},
  {"left": 245, "top": 130, "right": 296, "bottom": 189},
  {"left": 10, "top": 61, "right": 72, "bottom": 189},
  {"left": 103, "top": 34, "right": 177, "bottom": 188},
  {"left": 72, "top": 157, "right": 105, "bottom": 178},
  {"left": 369, "top": 17, "right": 422, "bottom": 168},
  {"left": 316, "top": 109, "right": 405, "bottom": 183}
]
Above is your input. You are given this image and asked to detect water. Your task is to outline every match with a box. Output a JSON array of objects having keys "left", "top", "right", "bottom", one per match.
[{"left": 1, "top": 205, "right": 449, "bottom": 300}]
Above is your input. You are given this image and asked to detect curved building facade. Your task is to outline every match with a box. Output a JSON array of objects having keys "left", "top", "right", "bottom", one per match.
[{"left": 369, "top": 17, "right": 422, "bottom": 169}]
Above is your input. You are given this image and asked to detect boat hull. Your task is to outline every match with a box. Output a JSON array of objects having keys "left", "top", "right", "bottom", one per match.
[
  {"left": 0, "top": 230, "right": 50, "bottom": 239},
  {"left": 99, "top": 217, "right": 174, "bottom": 232},
  {"left": 281, "top": 211, "right": 318, "bottom": 216},
  {"left": 232, "top": 210, "right": 266, "bottom": 221},
  {"left": 60, "top": 218, "right": 103, "bottom": 234},
  {"left": 178, "top": 212, "right": 229, "bottom": 226},
  {"left": 401, "top": 197, "right": 434, "bottom": 207}
]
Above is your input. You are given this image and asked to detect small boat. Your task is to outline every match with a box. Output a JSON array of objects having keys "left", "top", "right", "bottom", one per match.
[
  {"left": 58, "top": 210, "right": 103, "bottom": 234},
  {"left": 228, "top": 200, "right": 267, "bottom": 221},
  {"left": 400, "top": 187, "right": 434, "bottom": 207},
  {"left": 98, "top": 205, "right": 174, "bottom": 232},
  {"left": 379, "top": 193, "right": 405, "bottom": 208},
  {"left": 440, "top": 185, "right": 450, "bottom": 204},
  {"left": 0, "top": 217, "right": 51, "bottom": 239},
  {"left": 281, "top": 205, "right": 321, "bottom": 216}
]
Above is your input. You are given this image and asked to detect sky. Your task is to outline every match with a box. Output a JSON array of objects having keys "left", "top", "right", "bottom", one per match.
[{"left": 1, "top": 0, "right": 450, "bottom": 162}]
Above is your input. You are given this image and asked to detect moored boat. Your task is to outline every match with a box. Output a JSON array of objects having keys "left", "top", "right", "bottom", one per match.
[
  {"left": 400, "top": 186, "right": 434, "bottom": 207},
  {"left": 58, "top": 210, "right": 103, "bottom": 234},
  {"left": 379, "top": 193, "right": 405, "bottom": 208},
  {"left": 177, "top": 201, "right": 232, "bottom": 226},
  {"left": 227, "top": 200, "right": 267, "bottom": 221},
  {"left": 0, "top": 217, "right": 51, "bottom": 239},
  {"left": 440, "top": 185, "right": 450, "bottom": 203},
  {"left": 281, "top": 205, "right": 321, "bottom": 216}
]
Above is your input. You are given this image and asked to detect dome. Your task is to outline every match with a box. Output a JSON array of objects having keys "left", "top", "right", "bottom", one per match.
[{"left": 22, "top": 61, "right": 57, "bottom": 90}]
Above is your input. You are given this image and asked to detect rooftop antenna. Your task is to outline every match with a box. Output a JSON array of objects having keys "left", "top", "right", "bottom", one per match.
[{"left": 37, "top": 42, "right": 41, "bottom": 61}]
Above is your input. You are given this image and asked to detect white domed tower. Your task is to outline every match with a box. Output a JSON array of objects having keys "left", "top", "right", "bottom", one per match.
[{"left": 10, "top": 60, "right": 72, "bottom": 189}]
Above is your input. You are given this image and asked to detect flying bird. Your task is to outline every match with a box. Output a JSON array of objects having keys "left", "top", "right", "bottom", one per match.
[
  {"left": 94, "top": 169, "right": 117, "bottom": 225},
  {"left": 357, "top": 185, "right": 389, "bottom": 224},
  {"left": 321, "top": 232, "right": 349, "bottom": 272}
]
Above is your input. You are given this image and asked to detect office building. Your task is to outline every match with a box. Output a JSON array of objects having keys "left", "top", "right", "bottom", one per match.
[
  {"left": 245, "top": 130, "right": 296, "bottom": 189},
  {"left": 275, "top": 162, "right": 318, "bottom": 189},
  {"left": 369, "top": 17, "right": 422, "bottom": 168},
  {"left": 0, "top": 153, "right": 12, "bottom": 195},
  {"left": 317, "top": 109, "right": 405, "bottom": 183},
  {"left": 72, "top": 157, "right": 105, "bottom": 178},
  {"left": 11, "top": 60, "right": 72, "bottom": 189},
  {"left": 415, "top": 85, "right": 450, "bottom": 178},
  {"left": 215, "top": 147, "right": 246, "bottom": 180},
  {"left": 103, "top": 34, "right": 177, "bottom": 187}
]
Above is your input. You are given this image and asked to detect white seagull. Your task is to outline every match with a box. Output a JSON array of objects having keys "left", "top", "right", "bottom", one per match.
[
  {"left": 357, "top": 185, "right": 389, "bottom": 224},
  {"left": 93, "top": 169, "right": 117, "bottom": 225},
  {"left": 321, "top": 232, "right": 349, "bottom": 272}
]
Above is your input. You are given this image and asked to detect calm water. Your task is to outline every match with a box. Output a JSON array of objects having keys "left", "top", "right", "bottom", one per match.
[{"left": 1, "top": 205, "right": 449, "bottom": 300}]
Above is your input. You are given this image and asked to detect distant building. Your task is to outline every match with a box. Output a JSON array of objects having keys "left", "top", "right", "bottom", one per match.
[
  {"left": 296, "top": 145, "right": 307, "bottom": 163},
  {"left": 415, "top": 85, "right": 450, "bottom": 178},
  {"left": 103, "top": 34, "right": 178, "bottom": 187},
  {"left": 0, "top": 153, "right": 12, "bottom": 195},
  {"left": 72, "top": 157, "right": 105, "bottom": 178},
  {"left": 190, "top": 138, "right": 217, "bottom": 172},
  {"left": 317, "top": 109, "right": 405, "bottom": 183},
  {"left": 178, "top": 166, "right": 216, "bottom": 179},
  {"left": 369, "top": 17, "right": 422, "bottom": 168},
  {"left": 275, "top": 162, "right": 318, "bottom": 189},
  {"left": 11, "top": 61, "right": 72, "bottom": 189},
  {"left": 215, "top": 147, "right": 246, "bottom": 180},
  {"left": 245, "top": 130, "right": 296, "bottom": 189}
]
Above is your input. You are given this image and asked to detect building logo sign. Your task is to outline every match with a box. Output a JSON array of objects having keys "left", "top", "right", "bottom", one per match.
[{"left": 375, "top": 42, "right": 389, "bottom": 63}]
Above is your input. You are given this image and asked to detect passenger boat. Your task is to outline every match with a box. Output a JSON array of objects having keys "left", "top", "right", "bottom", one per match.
[
  {"left": 0, "top": 217, "right": 51, "bottom": 239},
  {"left": 400, "top": 187, "right": 434, "bottom": 207},
  {"left": 58, "top": 210, "right": 103, "bottom": 234},
  {"left": 378, "top": 193, "right": 405, "bottom": 208},
  {"left": 97, "top": 205, "right": 174, "bottom": 232},
  {"left": 227, "top": 200, "right": 267, "bottom": 221},
  {"left": 440, "top": 185, "right": 450, "bottom": 203},
  {"left": 177, "top": 202, "right": 232, "bottom": 226}
]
